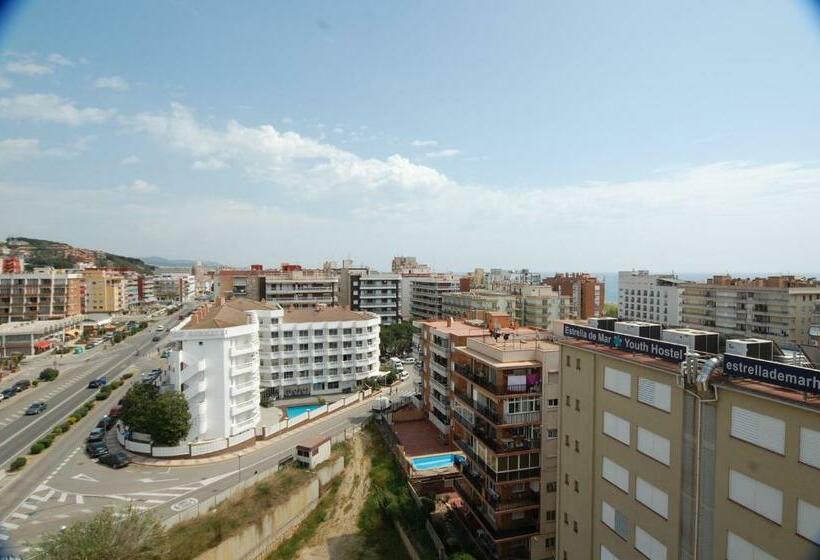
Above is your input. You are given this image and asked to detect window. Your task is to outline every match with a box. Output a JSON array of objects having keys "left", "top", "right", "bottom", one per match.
[
  {"left": 728, "top": 470, "right": 783, "bottom": 524},
  {"left": 546, "top": 481, "right": 557, "bottom": 493},
  {"left": 800, "top": 427, "right": 820, "bottom": 469},
  {"left": 566, "top": 355, "right": 571, "bottom": 367},
  {"left": 314, "top": 343, "right": 323, "bottom": 350},
  {"left": 545, "top": 510, "right": 556, "bottom": 521},
  {"left": 547, "top": 429, "right": 558, "bottom": 438},
  {"left": 573, "top": 480, "right": 578, "bottom": 492},
  {"left": 636, "top": 477, "right": 668, "bottom": 519},
  {"left": 575, "top": 399, "right": 580, "bottom": 411},
  {"left": 329, "top": 329, "right": 338, "bottom": 335},
  {"left": 604, "top": 367, "right": 631, "bottom": 398},
  {"left": 635, "top": 526, "right": 667, "bottom": 560},
  {"left": 564, "top": 473, "right": 569, "bottom": 485},
  {"left": 574, "top": 440, "right": 580, "bottom": 452},
  {"left": 573, "top": 520, "right": 578, "bottom": 533},
  {"left": 545, "top": 537, "right": 555, "bottom": 549},
  {"left": 600, "top": 545, "right": 620, "bottom": 560},
  {"left": 548, "top": 398, "right": 559, "bottom": 407},
  {"left": 566, "top": 395, "right": 571, "bottom": 406},
  {"left": 726, "top": 532, "right": 776, "bottom": 560},
  {"left": 603, "top": 411, "right": 631, "bottom": 445},
  {"left": 730, "top": 407, "right": 785, "bottom": 455},
  {"left": 299, "top": 330, "right": 308, "bottom": 337},
  {"left": 637, "top": 378, "right": 671, "bottom": 412},
  {"left": 602, "top": 457, "right": 629, "bottom": 493},
  {"left": 565, "top": 435, "right": 570, "bottom": 447},
  {"left": 576, "top": 358, "right": 581, "bottom": 370},
  {"left": 637, "top": 427, "right": 670, "bottom": 465},
  {"left": 601, "top": 501, "right": 629, "bottom": 540},
  {"left": 797, "top": 499, "right": 820, "bottom": 545},
  {"left": 299, "top": 344, "right": 309, "bottom": 351}
]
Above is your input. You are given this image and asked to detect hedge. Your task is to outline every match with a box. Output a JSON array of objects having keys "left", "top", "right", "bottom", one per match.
[
  {"left": 30, "top": 443, "right": 45, "bottom": 454},
  {"left": 9, "top": 457, "right": 26, "bottom": 472}
]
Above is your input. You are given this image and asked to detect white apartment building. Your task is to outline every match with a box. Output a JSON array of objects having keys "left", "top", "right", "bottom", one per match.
[
  {"left": 618, "top": 270, "right": 685, "bottom": 327},
  {"left": 338, "top": 268, "right": 401, "bottom": 325},
  {"left": 155, "top": 273, "right": 196, "bottom": 303},
  {"left": 513, "top": 285, "right": 568, "bottom": 330},
  {"left": 442, "top": 290, "right": 517, "bottom": 318},
  {"left": 168, "top": 299, "right": 279, "bottom": 442},
  {"left": 258, "top": 306, "right": 381, "bottom": 399},
  {"left": 262, "top": 271, "right": 338, "bottom": 308},
  {"left": 123, "top": 272, "right": 140, "bottom": 307},
  {"left": 407, "top": 275, "right": 460, "bottom": 320}
]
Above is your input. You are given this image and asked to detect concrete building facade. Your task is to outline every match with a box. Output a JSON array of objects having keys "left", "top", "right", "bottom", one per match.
[
  {"left": 442, "top": 290, "right": 518, "bottom": 319},
  {"left": 408, "top": 275, "right": 460, "bottom": 320},
  {"left": 338, "top": 268, "right": 401, "bottom": 325},
  {"left": 543, "top": 273, "right": 605, "bottom": 320},
  {"left": 155, "top": 273, "right": 196, "bottom": 303},
  {"left": 0, "top": 269, "right": 83, "bottom": 323},
  {"left": 513, "top": 286, "right": 569, "bottom": 332},
  {"left": 618, "top": 270, "right": 685, "bottom": 327}
]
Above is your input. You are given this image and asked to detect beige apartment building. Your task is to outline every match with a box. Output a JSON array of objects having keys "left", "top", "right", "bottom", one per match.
[
  {"left": 682, "top": 275, "right": 820, "bottom": 347},
  {"left": 0, "top": 268, "right": 84, "bottom": 323},
  {"left": 513, "top": 286, "right": 569, "bottom": 332},
  {"left": 83, "top": 269, "right": 127, "bottom": 313},
  {"left": 555, "top": 325, "right": 820, "bottom": 560},
  {"left": 442, "top": 290, "right": 518, "bottom": 319}
]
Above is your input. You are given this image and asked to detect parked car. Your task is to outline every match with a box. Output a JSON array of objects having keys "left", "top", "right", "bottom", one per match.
[
  {"left": 85, "top": 441, "right": 109, "bottom": 458},
  {"left": 161, "top": 350, "right": 170, "bottom": 358},
  {"left": 86, "top": 428, "right": 106, "bottom": 443},
  {"left": 0, "top": 392, "right": 4, "bottom": 403},
  {"left": 98, "top": 451, "right": 130, "bottom": 469},
  {"left": 151, "top": 368, "right": 162, "bottom": 375},
  {"left": 12, "top": 379, "right": 31, "bottom": 392},
  {"left": 401, "top": 357, "right": 416, "bottom": 364},
  {"left": 1, "top": 388, "right": 15, "bottom": 400},
  {"left": 108, "top": 404, "right": 123, "bottom": 419},
  {"left": 156, "top": 325, "right": 165, "bottom": 332},
  {"left": 152, "top": 336, "right": 160, "bottom": 342},
  {"left": 97, "top": 416, "right": 114, "bottom": 431},
  {"left": 400, "top": 371, "right": 409, "bottom": 381},
  {"left": 87, "top": 377, "right": 107, "bottom": 389},
  {"left": 25, "top": 402, "right": 48, "bottom": 415}
]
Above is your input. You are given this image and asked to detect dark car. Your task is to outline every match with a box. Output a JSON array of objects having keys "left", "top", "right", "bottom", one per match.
[
  {"left": 97, "top": 416, "right": 114, "bottom": 431},
  {"left": 12, "top": 379, "right": 31, "bottom": 392},
  {"left": 85, "top": 441, "right": 109, "bottom": 458},
  {"left": 98, "top": 451, "right": 130, "bottom": 469},
  {"left": 1, "top": 388, "right": 15, "bottom": 399},
  {"left": 87, "top": 377, "right": 107, "bottom": 389},
  {"left": 152, "top": 336, "right": 161, "bottom": 342},
  {"left": 86, "top": 428, "right": 106, "bottom": 442},
  {"left": 25, "top": 401, "right": 47, "bottom": 415}
]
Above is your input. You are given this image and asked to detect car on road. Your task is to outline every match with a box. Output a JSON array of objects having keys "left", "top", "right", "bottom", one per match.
[
  {"left": 25, "top": 401, "right": 48, "bottom": 415},
  {"left": 12, "top": 379, "right": 31, "bottom": 392},
  {"left": 152, "top": 336, "right": 161, "bottom": 342},
  {"left": 97, "top": 416, "right": 114, "bottom": 431},
  {"left": 109, "top": 404, "right": 123, "bottom": 419},
  {"left": 86, "top": 427, "right": 106, "bottom": 442},
  {"left": 156, "top": 325, "right": 165, "bottom": 332},
  {"left": 401, "top": 357, "right": 416, "bottom": 364},
  {"left": 85, "top": 441, "right": 109, "bottom": 458},
  {"left": 1, "top": 388, "right": 15, "bottom": 400},
  {"left": 87, "top": 377, "right": 107, "bottom": 389},
  {"left": 98, "top": 451, "right": 130, "bottom": 469},
  {"left": 400, "top": 371, "right": 409, "bottom": 381},
  {"left": 161, "top": 350, "right": 170, "bottom": 358}
]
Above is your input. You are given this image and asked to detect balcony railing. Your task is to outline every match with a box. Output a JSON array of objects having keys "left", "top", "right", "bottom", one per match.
[
  {"left": 452, "top": 413, "right": 540, "bottom": 454},
  {"left": 454, "top": 479, "right": 540, "bottom": 540},
  {"left": 453, "top": 438, "right": 541, "bottom": 483},
  {"left": 453, "top": 363, "right": 540, "bottom": 396},
  {"left": 459, "top": 465, "right": 541, "bottom": 512}
]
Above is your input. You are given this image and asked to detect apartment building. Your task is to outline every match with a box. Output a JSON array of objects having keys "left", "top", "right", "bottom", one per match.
[
  {"left": 450, "top": 325, "right": 560, "bottom": 560},
  {"left": 513, "top": 286, "right": 569, "bottom": 332},
  {"left": 0, "top": 268, "right": 83, "bottom": 323},
  {"left": 155, "top": 273, "right": 196, "bottom": 303},
  {"left": 555, "top": 321, "right": 820, "bottom": 560},
  {"left": 408, "top": 275, "right": 460, "bottom": 320},
  {"left": 168, "top": 299, "right": 277, "bottom": 442},
  {"left": 443, "top": 290, "right": 517, "bottom": 319},
  {"left": 618, "top": 271, "right": 685, "bottom": 327},
  {"left": 1, "top": 256, "right": 24, "bottom": 273},
  {"left": 258, "top": 306, "right": 381, "bottom": 399},
  {"left": 392, "top": 255, "right": 431, "bottom": 274},
  {"left": 488, "top": 268, "right": 543, "bottom": 289},
  {"left": 338, "top": 267, "right": 401, "bottom": 325},
  {"left": 682, "top": 275, "right": 820, "bottom": 347},
  {"left": 214, "top": 264, "right": 274, "bottom": 299},
  {"left": 138, "top": 274, "right": 156, "bottom": 304},
  {"left": 543, "top": 273, "right": 605, "bottom": 320}
]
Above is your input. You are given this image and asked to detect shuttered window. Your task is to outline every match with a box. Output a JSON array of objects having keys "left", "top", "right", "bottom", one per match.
[
  {"left": 728, "top": 470, "right": 783, "bottom": 524},
  {"left": 602, "top": 457, "right": 630, "bottom": 493},
  {"left": 637, "top": 378, "right": 671, "bottom": 412},
  {"left": 637, "top": 427, "right": 670, "bottom": 466},
  {"left": 604, "top": 367, "right": 631, "bottom": 398},
  {"left": 730, "top": 406, "right": 785, "bottom": 455},
  {"left": 726, "top": 532, "right": 776, "bottom": 560},
  {"left": 603, "top": 411, "right": 631, "bottom": 445},
  {"left": 601, "top": 501, "right": 629, "bottom": 540},
  {"left": 800, "top": 427, "right": 820, "bottom": 469},
  {"left": 600, "top": 545, "right": 620, "bottom": 560},
  {"left": 636, "top": 477, "right": 669, "bottom": 519},
  {"left": 635, "top": 526, "right": 667, "bottom": 560},
  {"left": 797, "top": 499, "right": 820, "bottom": 546}
]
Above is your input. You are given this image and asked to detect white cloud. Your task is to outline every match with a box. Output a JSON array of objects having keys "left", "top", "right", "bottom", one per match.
[
  {"left": 116, "top": 179, "right": 159, "bottom": 194},
  {"left": 0, "top": 138, "right": 41, "bottom": 164},
  {"left": 95, "top": 76, "right": 130, "bottom": 91},
  {"left": 120, "top": 155, "right": 140, "bottom": 165},
  {"left": 411, "top": 139, "right": 438, "bottom": 147},
  {"left": 424, "top": 148, "right": 461, "bottom": 159},
  {"left": 4, "top": 53, "right": 73, "bottom": 76},
  {"left": 0, "top": 76, "right": 10, "bottom": 90},
  {"left": 0, "top": 94, "right": 113, "bottom": 125},
  {"left": 47, "top": 53, "right": 73, "bottom": 66},
  {"left": 192, "top": 157, "right": 228, "bottom": 171},
  {"left": 6, "top": 61, "right": 52, "bottom": 76}
]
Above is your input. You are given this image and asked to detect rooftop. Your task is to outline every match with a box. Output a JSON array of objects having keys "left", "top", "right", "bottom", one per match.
[
  {"left": 558, "top": 337, "right": 682, "bottom": 375},
  {"left": 0, "top": 315, "right": 84, "bottom": 335},
  {"left": 419, "top": 318, "right": 490, "bottom": 337},
  {"left": 283, "top": 306, "right": 376, "bottom": 324},
  {"left": 183, "top": 297, "right": 279, "bottom": 330}
]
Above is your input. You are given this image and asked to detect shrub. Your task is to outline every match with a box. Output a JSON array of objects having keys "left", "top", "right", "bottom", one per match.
[
  {"left": 9, "top": 457, "right": 26, "bottom": 472},
  {"left": 39, "top": 368, "right": 59, "bottom": 382},
  {"left": 122, "top": 373, "right": 133, "bottom": 380},
  {"left": 30, "top": 443, "right": 45, "bottom": 455},
  {"left": 38, "top": 438, "right": 53, "bottom": 449},
  {"left": 32, "top": 379, "right": 39, "bottom": 387},
  {"left": 96, "top": 392, "right": 109, "bottom": 401}
]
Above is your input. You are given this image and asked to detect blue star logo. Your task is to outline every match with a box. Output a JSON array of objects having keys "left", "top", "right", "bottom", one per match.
[{"left": 613, "top": 335, "right": 623, "bottom": 348}]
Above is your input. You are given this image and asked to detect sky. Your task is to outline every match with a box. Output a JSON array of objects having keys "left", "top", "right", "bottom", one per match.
[{"left": 0, "top": 1, "right": 819, "bottom": 273}]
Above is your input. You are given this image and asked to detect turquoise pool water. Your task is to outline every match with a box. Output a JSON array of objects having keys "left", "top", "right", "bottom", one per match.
[
  {"left": 286, "top": 404, "right": 322, "bottom": 418},
  {"left": 412, "top": 453, "right": 462, "bottom": 471}
]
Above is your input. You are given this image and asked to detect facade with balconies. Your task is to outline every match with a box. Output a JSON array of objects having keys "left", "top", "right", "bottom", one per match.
[
  {"left": 339, "top": 268, "right": 401, "bottom": 325},
  {"left": 450, "top": 332, "right": 560, "bottom": 560},
  {"left": 167, "top": 298, "right": 282, "bottom": 442}
]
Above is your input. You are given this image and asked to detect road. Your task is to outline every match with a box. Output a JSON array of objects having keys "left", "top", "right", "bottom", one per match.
[{"left": 0, "top": 361, "right": 419, "bottom": 555}]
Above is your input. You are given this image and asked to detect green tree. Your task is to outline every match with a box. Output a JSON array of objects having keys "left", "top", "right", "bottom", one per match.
[
  {"left": 39, "top": 368, "right": 59, "bottom": 381},
  {"left": 121, "top": 384, "right": 191, "bottom": 445},
  {"left": 384, "top": 371, "right": 397, "bottom": 385},
  {"left": 603, "top": 303, "right": 619, "bottom": 318},
  {"left": 121, "top": 383, "right": 159, "bottom": 434},
  {"left": 379, "top": 322, "right": 413, "bottom": 356},
  {"left": 448, "top": 553, "right": 477, "bottom": 560},
  {"left": 30, "top": 506, "right": 166, "bottom": 560}
]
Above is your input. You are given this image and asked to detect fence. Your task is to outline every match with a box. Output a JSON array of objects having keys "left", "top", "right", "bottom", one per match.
[{"left": 118, "top": 388, "right": 380, "bottom": 459}]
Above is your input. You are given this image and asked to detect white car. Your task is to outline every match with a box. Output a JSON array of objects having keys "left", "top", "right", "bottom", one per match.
[
  {"left": 400, "top": 371, "right": 409, "bottom": 381},
  {"left": 401, "top": 357, "right": 416, "bottom": 364}
]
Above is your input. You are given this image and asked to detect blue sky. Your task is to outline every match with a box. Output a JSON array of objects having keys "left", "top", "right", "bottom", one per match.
[{"left": 0, "top": 1, "right": 819, "bottom": 272}]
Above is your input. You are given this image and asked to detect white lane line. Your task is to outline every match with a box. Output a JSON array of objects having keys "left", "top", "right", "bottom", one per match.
[
  {"left": 75, "top": 495, "right": 84, "bottom": 505},
  {"left": 58, "top": 492, "right": 68, "bottom": 503},
  {"left": 20, "top": 503, "right": 36, "bottom": 511},
  {"left": 0, "top": 534, "right": 8, "bottom": 541},
  {"left": 42, "top": 489, "right": 56, "bottom": 501},
  {"left": 1, "top": 522, "right": 19, "bottom": 530},
  {"left": 169, "top": 486, "right": 199, "bottom": 491},
  {"left": 10, "top": 513, "right": 27, "bottom": 520},
  {"left": 144, "top": 499, "right": 165, "bottom": 504},
  {"left": 128, "top": 492, "right": 182, "bottom": 497},
  {"left": 54, "top": 514, "right": 69, "bottom": 519}
]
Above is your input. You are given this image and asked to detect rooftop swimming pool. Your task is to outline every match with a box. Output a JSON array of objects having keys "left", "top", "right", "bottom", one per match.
[
  {"left": 286, "top": 404, "right": 322, "bottom": 419},
  {"left": 411, "top": 453, "right": 463, "bottom": 471}
]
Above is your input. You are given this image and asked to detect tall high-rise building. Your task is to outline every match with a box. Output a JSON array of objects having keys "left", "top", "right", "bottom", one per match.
[
  {"left": 338, "top": 267, "right": 401, "bottom": 325},
  {"left": 682, "top": 275, "right": 820, "bottom": 347},
  {"left": 154, "top": 272, "right": 196, "bottom": 303},
  {"left": 543, "top": 273, "right": 605, "bottom": 320},
  {"left": 408, "top": 275, "right": 460, "bottom": 320},
  {"left": 1, "top": 256, "right": 24, "bottom": 274},
  {"left": 618, "top": 270, "right": 685, "bottom": 327},
  {"left": 0, "top": 268, "right": 83, "bottom": 323},
  {"left": 83, "top": 269, "right": 127, "bottom": 313}
]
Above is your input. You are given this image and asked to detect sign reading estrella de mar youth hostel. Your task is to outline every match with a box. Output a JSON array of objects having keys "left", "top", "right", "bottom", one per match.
[
  {"left": 724, "top": 354, "right": 820, "bottom": 395},
  {"left": 562, "top": 323, "right": 687, "bottom": 363}
]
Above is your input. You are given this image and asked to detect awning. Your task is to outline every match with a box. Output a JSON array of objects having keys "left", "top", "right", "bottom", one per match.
[{"left": 34, "top": 341, "right": 52, "bottom": 349}]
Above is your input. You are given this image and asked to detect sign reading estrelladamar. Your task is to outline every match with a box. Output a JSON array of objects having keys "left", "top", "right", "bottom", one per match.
[
  {"left": 562, "top": 323, "right": 687, "bottom": 363},
  {"left": 724, "top": 354, "right": 820, "bottom": 395}
]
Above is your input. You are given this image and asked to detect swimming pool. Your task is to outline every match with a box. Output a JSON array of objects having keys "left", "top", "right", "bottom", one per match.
[
  {"left": 411, "top": 453, "right": 462, "bottom": 471},
  {"left": 286, "top": 404, "right": 322, "bottom": 418}
]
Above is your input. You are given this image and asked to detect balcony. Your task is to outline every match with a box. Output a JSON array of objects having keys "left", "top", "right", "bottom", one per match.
[
  {"left": 231, "top": 361, "right": 256, "bottom": 376},
  {"left": 231, "top": 380, "right": 257, "bottom": 397},
  {"left": 454, "top": 480, "right": 540, "bottom": 540},
  {"left": 459, "top": 466, "right": 541, "bottom": 512},
  {"left": 453, "top": 437, "right": 540, "bottom": 483},
  {"left": 231, "top": 344, "right": 257, "bottom": 357},
  {"left": 451, "top": 413, "right": 539, "bottom": 454},
  {"left": 182, "top": 379, "right": 207, "bottom": 400},
  {"left": 452, "top": 364, "right": 540, "bottom": 397},
  {"left": 231, "top": 397, "right": 258, "bottom": 416}
]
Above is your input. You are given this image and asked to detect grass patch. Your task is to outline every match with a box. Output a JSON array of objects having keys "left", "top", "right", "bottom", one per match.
[
  {"left": 164, "top": 466, "right": 314, "bottom": 560},
  {"left": 266, "top": 478, "right": 341, "bottom": 559}
]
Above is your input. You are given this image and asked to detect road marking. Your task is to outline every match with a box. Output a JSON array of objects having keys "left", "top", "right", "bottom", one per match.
[
  {"left": 136, "top": 477, "right": 178, "bottom": 484},
  {"left": 58, "top": 492, "right": 68, "bottom": 503},
  {"left": 29, "top": 494, "right": 49, "bottom": 503},
  {"left": 1, "top": 522, "right": 19, "bottom": 530},
  {"left": 20, "top": 503, "right": 36, "bottom": 511},
  {"left": 10, "top": 513, "right": 27, "bottom": 520},
  {"left": 54, "top": 514, "right": 69, "bottom": 519},
  {"left": 42, "top": 489, "right": 56, "bottom": 501},
  {"left": 170, "top": 497, "right": 198, "bottom": 512},
  {"left": 144, "top": 499, "right": 165, "bottom": 504},
  {"left": 71, "top": 473, "right": 98, "bottom": 483},
  {"left": 75, "top": 495, "right": 84, "bottom": 505},
  {"left": 128, "top": 492, "right": 181, "bottom": 497},
  {"left": 169, "top": 486, "right": 199, "bottom": 491}
]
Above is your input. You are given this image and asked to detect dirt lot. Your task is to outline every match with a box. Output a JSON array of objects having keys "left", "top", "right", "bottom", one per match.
[{"left": 295, "top": 434, "right": 378, "bottom": 560}]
